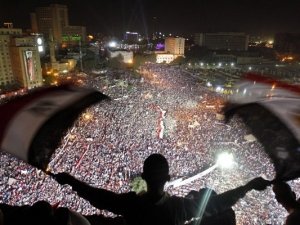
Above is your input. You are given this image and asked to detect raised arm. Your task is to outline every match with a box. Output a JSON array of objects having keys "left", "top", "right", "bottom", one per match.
[
  {"left": 203, "top": 177, "right": 271, "bottom": 216},
  {"left": 52, "top": 172, "right": 129, "bottom": 214}
]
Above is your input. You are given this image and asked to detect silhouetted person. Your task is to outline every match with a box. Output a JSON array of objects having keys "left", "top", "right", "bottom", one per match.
[
  {"left": 186, "top": 188, "right": 236, "bottom": 225},
  {"left": 0, "top": 201, "right": 90, "bottom": 225},
  {"left": 54, "top": 153, "right": 270, "bottom": 225},
  {"left": 273, "top": 182, "right": 300, "bottom": 225}
]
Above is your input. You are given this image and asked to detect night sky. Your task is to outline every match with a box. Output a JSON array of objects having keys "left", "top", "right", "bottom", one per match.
[{"left": 1, "top": 0, "right": 300, "bottom": 37}]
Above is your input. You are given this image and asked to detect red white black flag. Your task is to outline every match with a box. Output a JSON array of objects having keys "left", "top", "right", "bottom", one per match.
[
  {"left": 224, "top": 73, "right": 300, "bottom": 181},
  {"left": 0, "top": 85, "right": 109, "bottom": 170}
]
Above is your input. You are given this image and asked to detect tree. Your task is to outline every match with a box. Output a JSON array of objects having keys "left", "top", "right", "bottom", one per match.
[
  {"left": 171, "top": 56, "right": 186, "bottom": 65},
  {"left": 133, "top": 54, "right": 156, "bottom": 70},
  {"left": 107, "top": 54, "right": 126, "bottom": 70},
  {"left": 130, "top": 176, "right": 147, "bottom": 194}
]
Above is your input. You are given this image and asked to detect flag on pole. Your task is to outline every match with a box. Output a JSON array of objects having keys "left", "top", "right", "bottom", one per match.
[
  {"left": 0, "top": 85, "right": 109, "bottom": 170},
  {"left": 224, "top": 73, "right": 300, "bottom": 181}
]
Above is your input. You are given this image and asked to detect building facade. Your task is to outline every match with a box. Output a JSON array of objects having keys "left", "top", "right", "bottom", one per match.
[
  {"left": 194, "top": 32, "right": 249, "bottom": 51},
  {"left": 165, "top": 37, "right": 185, "bottom": 55},
  {"left": 0, "top": 28, "right": 22, "bottom": 87},
  {"left": 0, "top": 28, "right": 43, "bottom": 89},
  {"left": 156, "top": 54, "right": 177, "bottom": 64},
  {"left": 31, "top": 4, "right": 87, "bottom": 46},
  {"left": 31, "top": 4, "right": 69, "bottom": 44}
]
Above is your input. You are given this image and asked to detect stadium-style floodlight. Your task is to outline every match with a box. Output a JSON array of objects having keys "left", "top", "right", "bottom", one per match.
[
  {"left": 167, "top": 152, "right": 235, "bottom": 188},
  {"left": 216, "top": 152, "right": 234, "bottom": 169}
]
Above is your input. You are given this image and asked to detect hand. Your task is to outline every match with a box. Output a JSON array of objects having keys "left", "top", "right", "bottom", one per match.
[
  {"left": 246, "top": 177, "right": 272, "bottom": 191},
  {"left": 52, "top": 172, "right": 74, "bottom": 185}
]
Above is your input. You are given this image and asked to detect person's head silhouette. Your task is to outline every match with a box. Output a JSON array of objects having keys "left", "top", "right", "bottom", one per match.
[{"left": 142, "top": 154, "right": 170, "bottom": 194}]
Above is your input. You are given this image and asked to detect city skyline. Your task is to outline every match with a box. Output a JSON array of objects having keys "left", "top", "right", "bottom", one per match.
[{"left": 1, "top": 0, "right": 300, "bottom": 37}]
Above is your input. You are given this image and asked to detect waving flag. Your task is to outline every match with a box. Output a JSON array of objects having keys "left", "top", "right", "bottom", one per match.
[
  {"left": 0, "top": 85, "right": 109, "bottom": 170},
  {"left": 224, "top": 73, "right": 300, "bottom": 181}
]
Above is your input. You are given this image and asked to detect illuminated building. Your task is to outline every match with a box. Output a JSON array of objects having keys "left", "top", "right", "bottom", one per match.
[
  {"left": 156, "top": 54, "right": 178, "bottom": 64},
  {"left": 0, "top": 28, "right": 22, "bottom": 87},
  {"left": 155, "top": 37, "right": 185, "bottom": 64},
  {"left": 124, "top": 31, "right": 139, "bottom": 43},
  {"left": 0, "top": 27, "right": 43, "bottom": 89},
  {"left": 194, "top": 32, "right": 249, "bottom": 51},
  {"left": 165, "top": 37, "right": 185, "bottom": 55}
]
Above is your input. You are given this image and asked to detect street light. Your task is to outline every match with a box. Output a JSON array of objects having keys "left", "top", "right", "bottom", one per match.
[{"left": 108, "top": 41, "right": 117, "bottom": 48}]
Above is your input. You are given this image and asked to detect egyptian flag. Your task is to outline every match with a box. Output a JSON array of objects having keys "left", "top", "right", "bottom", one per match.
[
  {"left": 224, "top": 73, "right": 300, "bottom": 181},
  {"left": 0, "top": 85, "right": 109, "bottom": 171}
]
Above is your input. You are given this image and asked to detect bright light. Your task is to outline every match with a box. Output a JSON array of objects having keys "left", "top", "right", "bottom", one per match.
[
  {"left": 83, "top": 113, "right": 92, "bottom": 120},
  {"left": 108, "top": 41, "right": 117, "bottom": 48},
  {"left": 62, "top": 69, "right": 68, "bottom": 73},
  {"left": 206, "top": 82, "right": 212, "bottom": 87},
  {"left": 281, "top": 56, "right": 294, "bottom": 62},
  {"left": 38, "top": 46, "right": 44, "bottom": 52},
  {"left": 218, "top": 62, "right": 222, "bottom": 67},
  {"left": 268, "top": 40, "right": 273, "bottom": 45},
  {"left": 248, "top": 66, "right": 252, "bottom": 70},
  {"left": 216, "top": 86, "right": 222, "bottom": 92},
  {"left": 37, "top": 37, "right": 42, "bottom": 45},
  {"left": 243, "top": 89, "right": 247, "bottom": 95},
  {"left": 230, "top": 62, "right": 234, "bottom": 67},
  {"left": 217, "top": 152, "right": 234, "bottom": 169},
  {"left": 200, "top": 62, "right": 204, "bottom": 66}
]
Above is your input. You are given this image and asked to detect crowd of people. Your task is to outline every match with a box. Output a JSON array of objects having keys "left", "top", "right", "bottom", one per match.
[{"left": 1, "top": 63, "right": 300, "bottom": 224}]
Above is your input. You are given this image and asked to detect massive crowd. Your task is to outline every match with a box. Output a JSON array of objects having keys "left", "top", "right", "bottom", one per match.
[{"left": 1, "top": 63, "right": 300, "bottom": 224}]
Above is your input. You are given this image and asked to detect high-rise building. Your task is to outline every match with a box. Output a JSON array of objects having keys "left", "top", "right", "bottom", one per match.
[
  {"left": 194, "top": 32, "right": 249, "bottom": 51},
  {"left": 165, "top": 37, "right": 185, "bottom": 55},
  {"left": 31, "top": 4, "right": 86, "bottom": 46},
  {"left": 0, "top": 28, "right": 22, "bottom": 87},
  {"left": 31, "top": 4, "right": 69, "bottom": 43},
  {"left": 10, "top": 39, "right": 43, "bottom": 89},
  {"left": 0, "top": 28, "right": 43, "bottom": 89}
]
